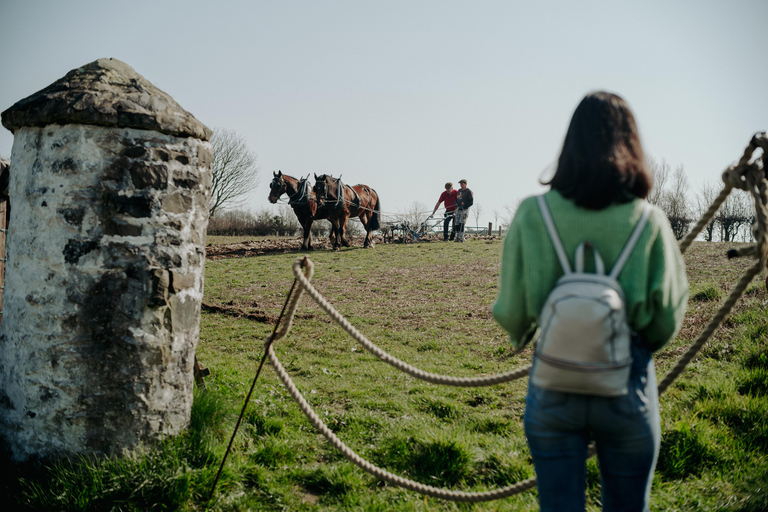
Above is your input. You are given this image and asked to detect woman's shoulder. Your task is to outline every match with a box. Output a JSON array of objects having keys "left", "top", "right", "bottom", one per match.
[{"left": 514, "top": 194, "right": 543, "bottom": 220}]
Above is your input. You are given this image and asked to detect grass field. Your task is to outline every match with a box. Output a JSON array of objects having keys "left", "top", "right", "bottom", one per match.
[{"left": 4, "top": 238, "right": 767, "bottom": 511}]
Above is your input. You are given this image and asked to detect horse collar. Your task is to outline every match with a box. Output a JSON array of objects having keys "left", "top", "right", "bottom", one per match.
[{"left": 289, "top": 178, "right": 310, "bottom": 206}]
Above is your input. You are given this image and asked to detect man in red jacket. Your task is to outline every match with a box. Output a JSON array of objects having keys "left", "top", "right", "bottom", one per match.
[{"left": 432, "top": 182, "right": 459, "bottom": 241}]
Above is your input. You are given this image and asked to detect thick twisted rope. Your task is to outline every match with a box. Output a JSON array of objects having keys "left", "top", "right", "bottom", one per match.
[
  {"left": 664, "top": 134, "right": 767, "bottom": 390},
  {"left": 208, "top": 259, "right": 314, "bottom": 502},
  {"left": 266, "top": 336, "right": 537, "bottom": 502},
  {"left": 260, "top": 258, "right": 535, "bottom": 501},
  {"left": 657, "top": 260, "right": 763, "bottom": 393},
  {"left": 290, "top": 258, "right": 531, "bottom": 387}
]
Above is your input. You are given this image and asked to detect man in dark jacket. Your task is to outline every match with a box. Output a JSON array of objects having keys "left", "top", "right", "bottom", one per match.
[{"left": 454, "top": 179, "right": 473, "bottom": 242}]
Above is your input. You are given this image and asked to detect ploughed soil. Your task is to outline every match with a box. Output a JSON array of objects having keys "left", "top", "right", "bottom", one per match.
[{"left": 205, "top": 233, "right": 501, "bottom": 260}]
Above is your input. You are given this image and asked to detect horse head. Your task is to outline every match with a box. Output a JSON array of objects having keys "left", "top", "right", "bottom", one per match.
[
  {"left": 313, "top": 173, "right": 331, "bottom": 204},
  {"left": 268, "top": 170, "right": 286, "bottom": 204}
]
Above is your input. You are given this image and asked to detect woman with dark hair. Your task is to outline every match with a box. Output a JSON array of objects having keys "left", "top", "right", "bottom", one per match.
[{"left": 493, "top": 91, "right": 688, "bottom": 511}]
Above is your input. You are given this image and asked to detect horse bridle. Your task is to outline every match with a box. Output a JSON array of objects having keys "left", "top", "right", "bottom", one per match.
[
  {"left": 270, "top": 174, "right": 286, "bottom": 197},
  {"left": 314, "top": 176, "right": 328, "bottom": 200},
  {"left": 272, "top": 174, "right": 311, "bottom": 205}
]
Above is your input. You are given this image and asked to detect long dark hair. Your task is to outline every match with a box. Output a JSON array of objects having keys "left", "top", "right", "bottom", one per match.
[{"left": 544, "top": 91, "right": 651, "bottom": 209}]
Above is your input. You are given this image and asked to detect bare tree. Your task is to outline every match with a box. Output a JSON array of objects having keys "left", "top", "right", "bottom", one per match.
[
  {"left": 717, "top": 190, "right": 752, "bottom": 242},
  {"left": 696, "top": 180, "right": 720, "bottom": 241},
  {"left": 501, "top": 198, "right": 523, "bottom": 230},
  {"left": 646, "top": 156, "right": 670, "bottom": 207},
  {"left": 209, "top": 128, "right": 260, "bottom": 217},
  {"left": 278, "top": 205, "right": 301, "bottom": 235},
  {"left": 663, "top": 165, "right": 692, "bottom": 240},
  {"left": 647, "top": 158, "right": 692, "bottom": 240},
  {"left": 399, "top": 201, "right": 429, "bottom": 227},
  {"left": 472, "top": 204, "right": 485, "bottom": 229}
]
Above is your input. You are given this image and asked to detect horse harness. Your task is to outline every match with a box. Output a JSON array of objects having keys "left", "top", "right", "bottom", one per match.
[
  {"left": 289, "top": 178, "right": 312, "bottom": 206},
  {"left": 322, "top": 176, "right": 357, "bottom": 209},
  {"left": 336, "top": 180, "right": 369, "bottom": 209}
]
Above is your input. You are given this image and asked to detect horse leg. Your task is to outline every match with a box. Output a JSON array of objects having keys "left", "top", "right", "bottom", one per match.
[
  {"left": 332, "top": 218, "right": 342, "bottom": 250},
  {"left": 340, "top": 213, "right": 351, "bottom": 247},
  {"left": 361, "top": 213, "right": 374, "bottom": 248},
  {"left": 302, "top": 218, "right": 313, "bottom": 250}
]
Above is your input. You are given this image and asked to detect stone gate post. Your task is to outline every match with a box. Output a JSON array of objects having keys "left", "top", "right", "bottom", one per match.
[{"left": 0, "top": 58, "right": 212, "bottom": 462}]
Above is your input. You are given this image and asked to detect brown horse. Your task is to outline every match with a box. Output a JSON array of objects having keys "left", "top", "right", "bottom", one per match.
[
  {"left": 313, "top": 173, "right": 381, "bottom": 249},
  {"left": 268, "top": 171, "right": 333, "bottom": 250}
]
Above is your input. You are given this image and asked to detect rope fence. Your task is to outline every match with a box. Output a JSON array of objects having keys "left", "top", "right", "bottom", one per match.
[{"left": 210, "top": 133, "right": 767, "bottom": 502}]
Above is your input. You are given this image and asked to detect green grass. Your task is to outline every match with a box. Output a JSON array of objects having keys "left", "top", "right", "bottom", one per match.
[{"left": 4, "top": 240, "right": 767, "bottom": 511}]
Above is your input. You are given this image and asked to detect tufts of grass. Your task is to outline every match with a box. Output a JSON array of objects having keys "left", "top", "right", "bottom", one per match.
[
  {"left": 250, "top": 438, "right": 296, "bottom": 467},
  {"left": 690, "top": 283, "right": 722, "bottom": 302},
  {"left": 657, "top": 421, "right": 721, "bottom": 480},
  {"left": 332, "top": 414, "right": 384, "bottom": 442},
  {"left": 585, "top": 457, "right": 603, "bottom": 507},
  {"left": 417, "top": 397, "right": 460, "bottom": 420},
  {"left": 245, "top": 410, "right": 284, "bottom": 438},
  {"left": 298, "top": 463, "right": 367, "bottom": 504},
  {"left": 699, "top": 394, "right": 768, "bottom": 451},
  {"left": 3, "top": 384, "right": 257, "bottom": 511},
  {"left": 474, "top": 451, "right": 533, "bottom": 486},
  {"left": 742, "top": 345, "right": 768, "bottom": 370},
  {"left": 416, "top": 340, "right": 439, "bottom": 352},
  {"left": 17, "top": 447, "right": 193, "bottom": 512},
  {"left": 736, "top": 367, "right": 768, "bottom": 397},
  {"left": 185, "top": 384, "right": 236, "bottom": 468},
  {"left": 373, "top": 434, "right": 473, "bottom": 487},
  {"left": 469, "top": 417, "right": 513, "bottom": 436}
]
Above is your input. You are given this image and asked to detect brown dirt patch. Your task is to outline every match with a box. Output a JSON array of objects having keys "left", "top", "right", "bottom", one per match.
[{"left": 205, "top": 234, "right": 502, "bottom": 260}]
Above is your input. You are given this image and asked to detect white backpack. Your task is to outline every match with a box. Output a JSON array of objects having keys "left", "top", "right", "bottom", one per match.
[{"left": 531, "top": 195, "right": 652, "bottom": 397}]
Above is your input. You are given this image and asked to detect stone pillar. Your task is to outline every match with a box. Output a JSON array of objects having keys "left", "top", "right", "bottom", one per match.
[
  {"left": 0, "top": 158, "right": 8, "bottom": 327},
  {"left": 0, "top": 58, "right": 212, "bottom": 462}
]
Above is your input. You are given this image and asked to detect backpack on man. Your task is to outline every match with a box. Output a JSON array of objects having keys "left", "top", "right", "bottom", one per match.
[{"left": 531, "top": 195, "right": 652, "bottom": 397}]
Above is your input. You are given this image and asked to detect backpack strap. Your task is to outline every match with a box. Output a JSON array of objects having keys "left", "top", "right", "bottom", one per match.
[
  {"left": 609, "top": 203, "right": 653, "bottom": 279},
  {"left": 537, "top": 195, "right": 572, "bottom": 274},
  {"left": 575, "top": 241, "right": 605, "bottom": 274}
]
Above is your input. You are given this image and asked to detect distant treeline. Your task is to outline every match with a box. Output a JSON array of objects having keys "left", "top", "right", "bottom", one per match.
[{"left": 207, "top": 207, "right": 333, "bottom": 237}]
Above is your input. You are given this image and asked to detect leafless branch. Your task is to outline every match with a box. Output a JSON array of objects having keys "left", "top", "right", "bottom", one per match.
[{"left": 209, "top": 128, "right": 260, "bottom": 217}]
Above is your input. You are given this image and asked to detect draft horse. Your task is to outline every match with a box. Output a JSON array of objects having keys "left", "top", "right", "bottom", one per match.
[
  {"left": 268, "top": 171, "right": 332, "bottom": 250},
  {"left": 313, "top": 173, "right": 381, "bottom": 250}
]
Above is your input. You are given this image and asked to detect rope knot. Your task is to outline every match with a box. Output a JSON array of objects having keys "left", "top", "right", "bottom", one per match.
[{"left": 721, "top": 166, "right": 748, "bottom": 191}]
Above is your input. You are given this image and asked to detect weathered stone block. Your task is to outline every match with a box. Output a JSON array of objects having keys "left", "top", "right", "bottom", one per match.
[
  {"left": 0, "top": 58, "right": 212, "bottom": 463},
  {"left": 129, "top": 162, "right": 169, "bottom": 190}
]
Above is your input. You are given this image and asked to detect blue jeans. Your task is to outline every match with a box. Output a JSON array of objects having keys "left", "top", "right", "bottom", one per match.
[
  {"left": 443, "top": 212, "right": 455, "bottom": 240},
  {"left": 524, "top": 340, "right": 660, "bottom": 512}
]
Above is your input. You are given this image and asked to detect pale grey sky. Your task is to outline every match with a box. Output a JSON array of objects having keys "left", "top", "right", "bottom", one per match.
[{"left": 1, "top": 0, "right": 765, "bottom": 226}]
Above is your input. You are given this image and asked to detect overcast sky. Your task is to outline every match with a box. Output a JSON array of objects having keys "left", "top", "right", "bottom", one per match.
[{"left": 1, "top": 0, "right": 765, "bottom": 226}]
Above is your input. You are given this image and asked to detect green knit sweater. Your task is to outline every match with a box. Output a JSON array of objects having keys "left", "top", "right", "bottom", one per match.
[{"left": 492, "top": 190, "right": 689, "bottom": 352}]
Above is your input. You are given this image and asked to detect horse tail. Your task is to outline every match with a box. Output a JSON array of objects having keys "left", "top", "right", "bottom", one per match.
[{"left": 369, "top": 190, "right": 381, "bottom": 231}]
